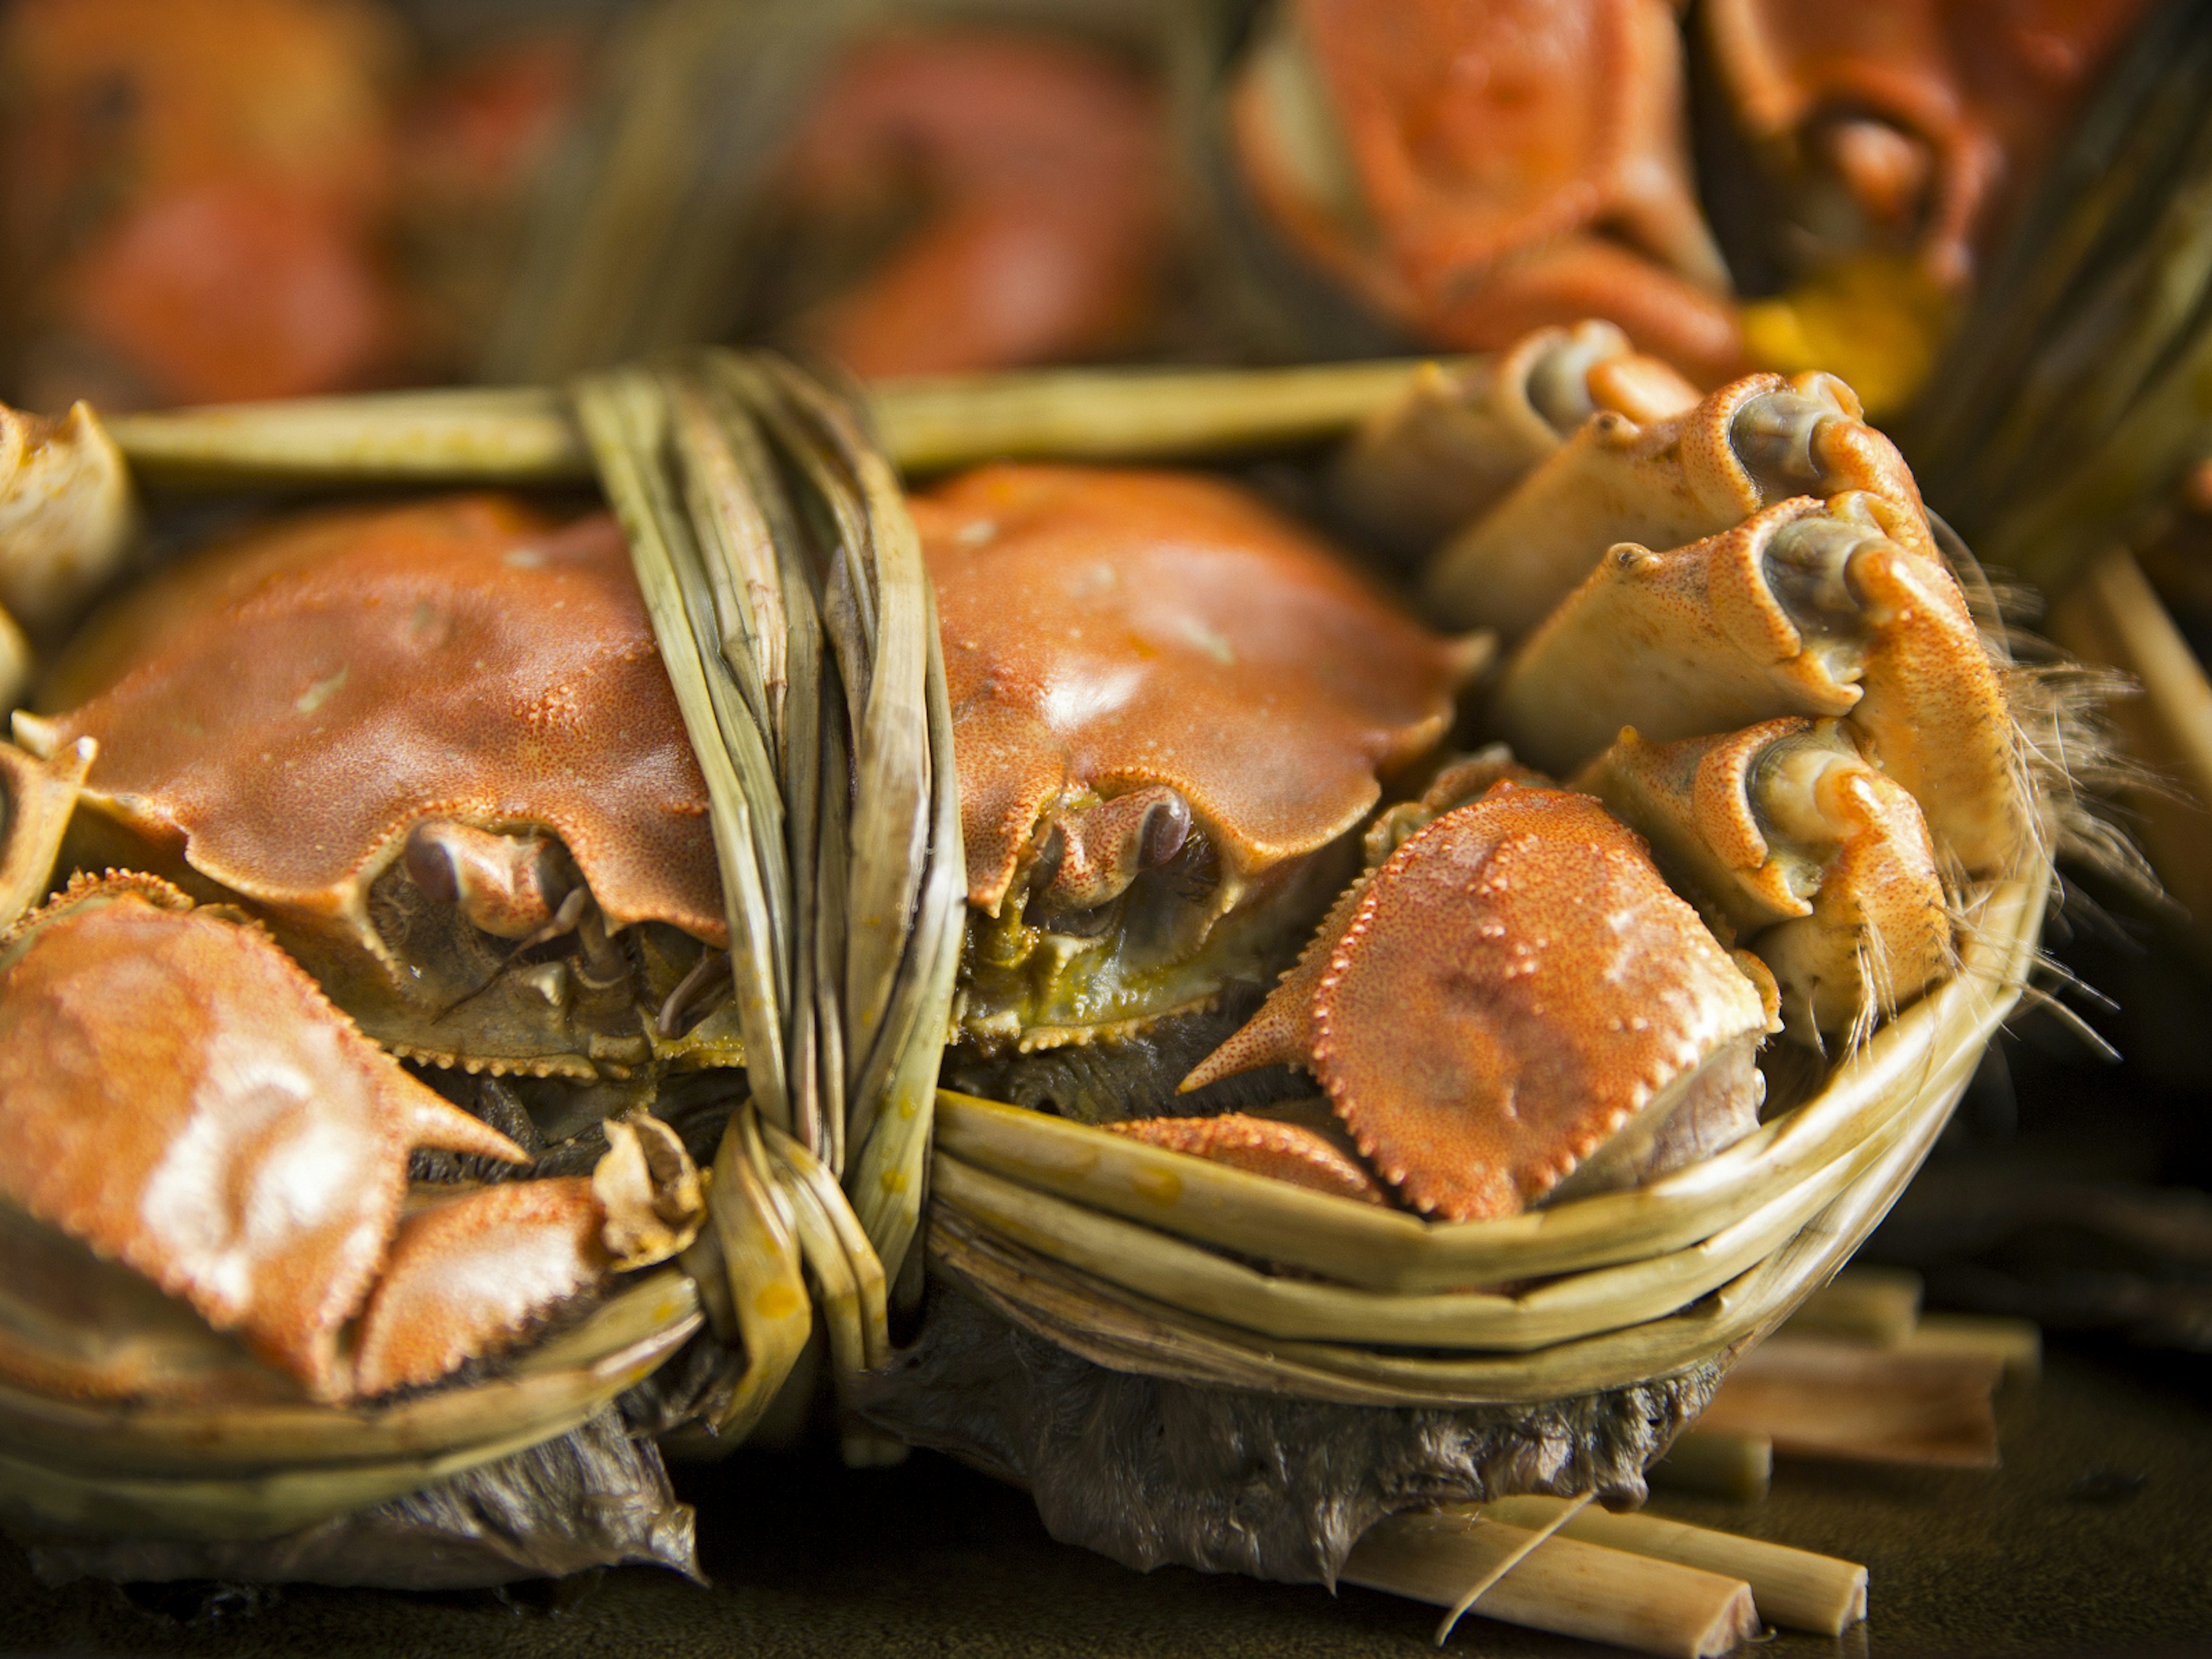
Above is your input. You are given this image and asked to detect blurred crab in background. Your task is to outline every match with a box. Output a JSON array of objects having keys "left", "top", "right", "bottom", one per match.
[
  {"left": 1702, "top": 0, "right": 2158, "bottom": 412},
  {"left": 0, "top": 0, "right": 586, "bottom": 410},
  {"left": 1226, "top": 0, "right": 1744, "bottom": 384},
  {"left": 757, "top": 29, "right": 1173, "bottom": 378}
]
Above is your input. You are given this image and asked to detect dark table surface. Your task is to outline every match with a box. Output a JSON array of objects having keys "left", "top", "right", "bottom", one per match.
[{"left": 5, "top": 1335, "right": 2208, "bottom": 1659}]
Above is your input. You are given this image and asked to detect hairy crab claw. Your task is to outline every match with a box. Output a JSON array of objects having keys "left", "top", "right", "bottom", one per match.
[
  {"left": 1328, "top": 320, "right": 1699, "bottom": 565},
  {"left": 1183, "top": 781, "right": 1778, "bottom": 1222},
  {"left": 1702, "top": 0, "right": 2155, "bottom": 290},
  {"left": 1423, "top": 366, "right": 1933, "bottom": 641},
  {"left": 0, "top": 873, "right": 704, "bottom": 1406},
  {"left": 915, "top": 464, "right": 1475, "bottom": 1054},
  {"left": 1229, "top": 0, "right": 1743, "bottom": 384},
  {"left": 1487, "top": 491, "right": 2021, "bottom": 876},
  {"left": 1575, "top": 718, "right": 1953, "bottom": 1046},
  {"left": 21, "top": 495, "right": 740, "bottom": 1109}
]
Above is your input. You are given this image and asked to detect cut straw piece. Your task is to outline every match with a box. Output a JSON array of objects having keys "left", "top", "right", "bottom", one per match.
[
  {"left": 1480, "top": 1496, "right": 1868, "bottom": 1635},
  {"left": 1343, "top": 1512, "right": 1758, "bottom": 1658},
  {"left": 1647, "top": 1430, "right": 1774, "bottom": 1502},
  {"left": 1903, "top": 1312, "right": 2043, "bottom": 1383},
  {"left": 1698, "top": 1336, "right": 2005, "bottom": 1467},
  {"left": 1780, "top": 1266, "right": 1925, "bottom": 1347}
]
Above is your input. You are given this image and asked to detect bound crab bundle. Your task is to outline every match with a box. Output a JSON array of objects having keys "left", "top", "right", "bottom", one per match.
[{"left": 0, "top": 330, "right": 2069, "bottom": 1590}]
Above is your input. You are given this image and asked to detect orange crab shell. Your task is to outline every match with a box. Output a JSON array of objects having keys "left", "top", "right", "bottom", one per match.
[
  {"left": 0, "top": 873, "right": 527, "bottom": 1399},
  {"left": 1307, "top": 783, "right": 1770, "bottom": 1222},
  {"left": 914, "top": 464, "right": 1464, "bottom": 916},
  {"left": 37, "top": 495, "right": 725, "bottom": 963}
]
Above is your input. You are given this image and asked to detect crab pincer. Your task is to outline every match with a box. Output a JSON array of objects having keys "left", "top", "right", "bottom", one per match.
[
  {"left": 1185, "top": 782, "right": 1776, "bottom": 1222},
  {"left": 0, "top": 873, "right": 701, "bottom": 1406}
]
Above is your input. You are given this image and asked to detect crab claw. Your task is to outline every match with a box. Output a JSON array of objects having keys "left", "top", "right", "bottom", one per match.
[
  {"left": 1423, "top": 369, "right": 1928, "bottom": 641},
  {"left": 1104, "top": 1112, "right": 1389, "bottom": 1206},
  {"left": 0, "top": 873, "right": 527, "bottom": 1400},
  {"left": 1575, "top": 719, "right": 1953, "bottom": 1044},
  {"left": 351, "top": 1178, "right": 610, "bottom": 1399},
  {"left": 1490, "top": 491, "right": 2020, "bottom": 874},
  {"left": 1187, "top": 783, "right": 1774, "bottom": 1221},
  {"left": 1328, "top": 321, "right": 1700, "bottom": 563}
]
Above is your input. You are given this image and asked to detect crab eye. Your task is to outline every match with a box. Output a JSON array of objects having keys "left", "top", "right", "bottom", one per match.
[
  {"left": 1138, "top": 792, "right": 1192, "bottom": 869},
  {"left": 402, "top": 821, "right": 573, "bottom": 941}
]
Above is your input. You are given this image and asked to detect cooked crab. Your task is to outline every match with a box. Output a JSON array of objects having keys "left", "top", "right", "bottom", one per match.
[
  {"left": 1577, "top": 717, "right": 1953, "bottom": 1043},
  {"left": 1184, "top": 778, "right": 1778, "bottom": 1221},
  {"left": 914, "top": 463, "right": 1472, "bottom": 1054},
  {"left": 23, "top": 494, "right": 738, "bottom": 1109},
  {"left": 0, "top": 873, "right": 700, "bottom": 1407},
  {"left": 1228, "top": 0, "right": 1743, "bottom": 384}
]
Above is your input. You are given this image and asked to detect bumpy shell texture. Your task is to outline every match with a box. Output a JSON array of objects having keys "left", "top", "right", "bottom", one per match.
[
  {"left": 915, "top": 464, "right": 1460, "bottom": 912},
  {"left": 40, "top": 494, "right": 724, "bottom": 948},
  {"left": 1310, "top": 783, "right": 1770, "bottom": 1221}
]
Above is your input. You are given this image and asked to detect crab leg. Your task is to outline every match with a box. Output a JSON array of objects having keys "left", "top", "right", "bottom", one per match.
[
  {"left": 1488, "top": 494, "right": 2020, "bottom": 874},
  {"left": 0, "top": 875, "right": 528, "bottom": 1400},
  {"left": 1575, "top": 719, "right": 1953, "bottom": 1044},
  {"left": 1328, "top": 322, "right": 1698, "bottom": 562},
  {"left": 1422, "top": 369, "right": 1929, "bottom": 640}
]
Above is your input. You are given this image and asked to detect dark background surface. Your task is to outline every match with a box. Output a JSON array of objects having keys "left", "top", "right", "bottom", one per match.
[{"left": 3, "top": 1334, "right": 2207, "bottom": 1658}]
